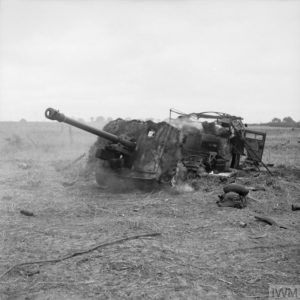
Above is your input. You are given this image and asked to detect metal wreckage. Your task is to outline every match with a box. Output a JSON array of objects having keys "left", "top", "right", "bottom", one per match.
[{"left": 45, "top": 107, "right": 267, "bottom": 187}]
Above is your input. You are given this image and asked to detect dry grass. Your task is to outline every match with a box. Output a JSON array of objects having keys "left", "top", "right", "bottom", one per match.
[
  {"left": 0, "top": 122, "right": 299, "bottom": 299},
  {"left": 249, "top": 125, "right": 300, "bottom": 168}
]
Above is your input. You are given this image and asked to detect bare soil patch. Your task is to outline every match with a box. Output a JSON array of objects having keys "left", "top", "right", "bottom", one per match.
[{"left": 0, "top": 123, "right": 299, "bottom": 299}]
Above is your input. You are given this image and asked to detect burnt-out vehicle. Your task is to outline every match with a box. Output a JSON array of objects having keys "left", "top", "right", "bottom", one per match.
[
  {"left": 45, "top": 108, "right": 266, "bottom": 186},
  {"left": 169, "top": 109, "right": 266, "bottom": 179}
]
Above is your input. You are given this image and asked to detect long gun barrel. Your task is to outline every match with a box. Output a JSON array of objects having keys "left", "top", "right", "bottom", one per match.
[{"left": 45, "top": 108, "right": 136, "bottom": 150}]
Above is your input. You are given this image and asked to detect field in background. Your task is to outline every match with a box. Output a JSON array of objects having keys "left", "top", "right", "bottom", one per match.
[
  {"left": 0, "top": 121, "right": 96, "bottom": 160},
  {"left": 0, "top": 122, "right": 299, "bottom": 299},
  {"left": 1, "top": 122, "right": 299, "bottom": 167},
  {"left": 249, "top": 125, "right": 300, "bottom": 168}
]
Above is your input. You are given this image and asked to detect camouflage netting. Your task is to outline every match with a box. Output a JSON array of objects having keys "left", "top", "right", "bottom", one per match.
[
  {"left": 86, "top": 119, "right": 181, "bottom": 183},
  {"left": 87, "top": 119, "right": 147, "bottom": 169}
]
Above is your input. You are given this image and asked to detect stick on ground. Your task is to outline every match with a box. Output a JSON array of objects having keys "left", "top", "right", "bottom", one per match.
[
  {"left": 254, "top": 215, "right": 288, "bottom": 229},
  {"left": 0, "top": 232, "right": 161, "bottom": 280}
]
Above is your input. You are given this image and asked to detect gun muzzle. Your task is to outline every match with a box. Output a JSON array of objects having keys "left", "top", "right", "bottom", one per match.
[{"left": 45, "top": 108, "right": 66, "bottom": 122}]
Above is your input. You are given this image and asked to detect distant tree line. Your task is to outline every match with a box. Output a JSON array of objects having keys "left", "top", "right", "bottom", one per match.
[
  {"left": 267, "top": 116, "right": 300, "bottom": 128},
  {"left": 19, "top": 115, "right": 300, "bottom": 128}
]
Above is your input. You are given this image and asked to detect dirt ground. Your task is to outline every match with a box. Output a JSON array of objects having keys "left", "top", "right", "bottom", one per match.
[{"left": 0, "top": 122, "right": 299, "bottom": 300}]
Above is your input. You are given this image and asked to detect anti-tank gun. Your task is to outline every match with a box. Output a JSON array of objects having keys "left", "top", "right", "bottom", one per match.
[
  {"left": 45, "top": 108, "right": 136, "bottom": 169},
  {"left": 45, "top": 108, "right": 180, "bottom": 185},
  {"left": 45, "top": 107, "right": 269, "bottom": 188}
]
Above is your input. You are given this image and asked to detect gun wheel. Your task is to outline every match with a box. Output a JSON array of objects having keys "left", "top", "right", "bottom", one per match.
[{"left": 95, "top": 161, "right": 110, "bottom": 186}]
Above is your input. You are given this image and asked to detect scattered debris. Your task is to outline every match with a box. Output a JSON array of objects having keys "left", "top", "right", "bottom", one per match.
[
  {"left": 223, "top": 183, "right": 249, "bottom": 196},
  {"left": 174, "top": 183, "right": 194, "bottom": 193},
  {"left": 62, "top": 180, "right": 77, "bottom": 187},
  {"left": 254, "top": 215, "right": 288, "bottom": 229},
  {"left": 20, "top": 209, "right": 35, "bottom": 217},
  {"left": 241, "top": 165, "right": 258, "bottom": 172},
  {"left": 217, "top": 278, "right": 232, "bottom": 285},
  {"left": 291, "top": 204, "right": 300, "bottom": 211},
  {"left": 248, "top": 185, "right": 266, "bottom": 192},
  {"left": 217, "top": 183, "right": 249, "bottom": 208},
  {"left": 248, "top": 233, "right": 268, "bottom": 239},
  {"left": 18, "top": 162, "right": 30, "bottom": 170},
  {"left": 208, "top": 170, "right": 237, "bottom": 179},
  {"left": 24, "top": 269, "right": 40, "bottom": 277},
  {"left": 254, "top": 215, "right": 278, "bottom": 226},
  {"left": 239, "top": 221, "right": 247, "bottom": 228},
  {"left": 217, "top": 192, "right": 247, "bottom": 209}
]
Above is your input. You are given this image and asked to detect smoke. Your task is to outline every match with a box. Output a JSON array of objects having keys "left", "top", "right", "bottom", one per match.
[
  {"left": 170, "top": 117, "right": 204, "bottom": 131},
  {"left": 94, "top": 161, "right": 159, "bottom": 192}
]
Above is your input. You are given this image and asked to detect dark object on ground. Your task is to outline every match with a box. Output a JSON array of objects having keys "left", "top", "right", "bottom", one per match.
[
  {"left": 0, "top": 232, "right": 161, "bottom": 279},
  {"left": 223, "top": 183, "right": 249, "bottom": 196},
  {"left": 217, "top": 192, "right": 247, "bottom": 209},
  {"left": 45, "top": 108, "right": 267, "bottom": 186},
  {"left": 239, "top": 221, "right": 247, "bottom": 228},
  {"left": 25, "top": 269, "right": 40, "bottom": 277},
  {"left": 248, "top": 233, "right": 267, "bottom": 239},
  {"left": 248, "top": 185, "right": 266, "bottom": 192},
  {"left": 20, "top": 210, "right": 35, "bottom": 217},
  {"left": 254, "top": 215, "right": 288, "bottom": 229},
  {"left": 18, "top": 162, "right": 30, "bottom": 169},
  {"left": 291, "top": 204, "right": 300, "bottom": 211},
  {"left": 62, "top": 180, "right": 77, "bottom": 187}
]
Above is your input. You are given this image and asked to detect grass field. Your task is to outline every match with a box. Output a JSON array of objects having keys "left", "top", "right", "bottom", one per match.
[
  {"left": 253, "top": 126, "right": 300, "bottom": 168},
  {"left": 0, "top": 122, "right": 299, "bottom": 299}
]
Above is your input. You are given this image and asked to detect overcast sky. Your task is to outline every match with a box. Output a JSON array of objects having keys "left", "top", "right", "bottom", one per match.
[{"left": 0, "top": 0, "right": 299, "bottom": 122}]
